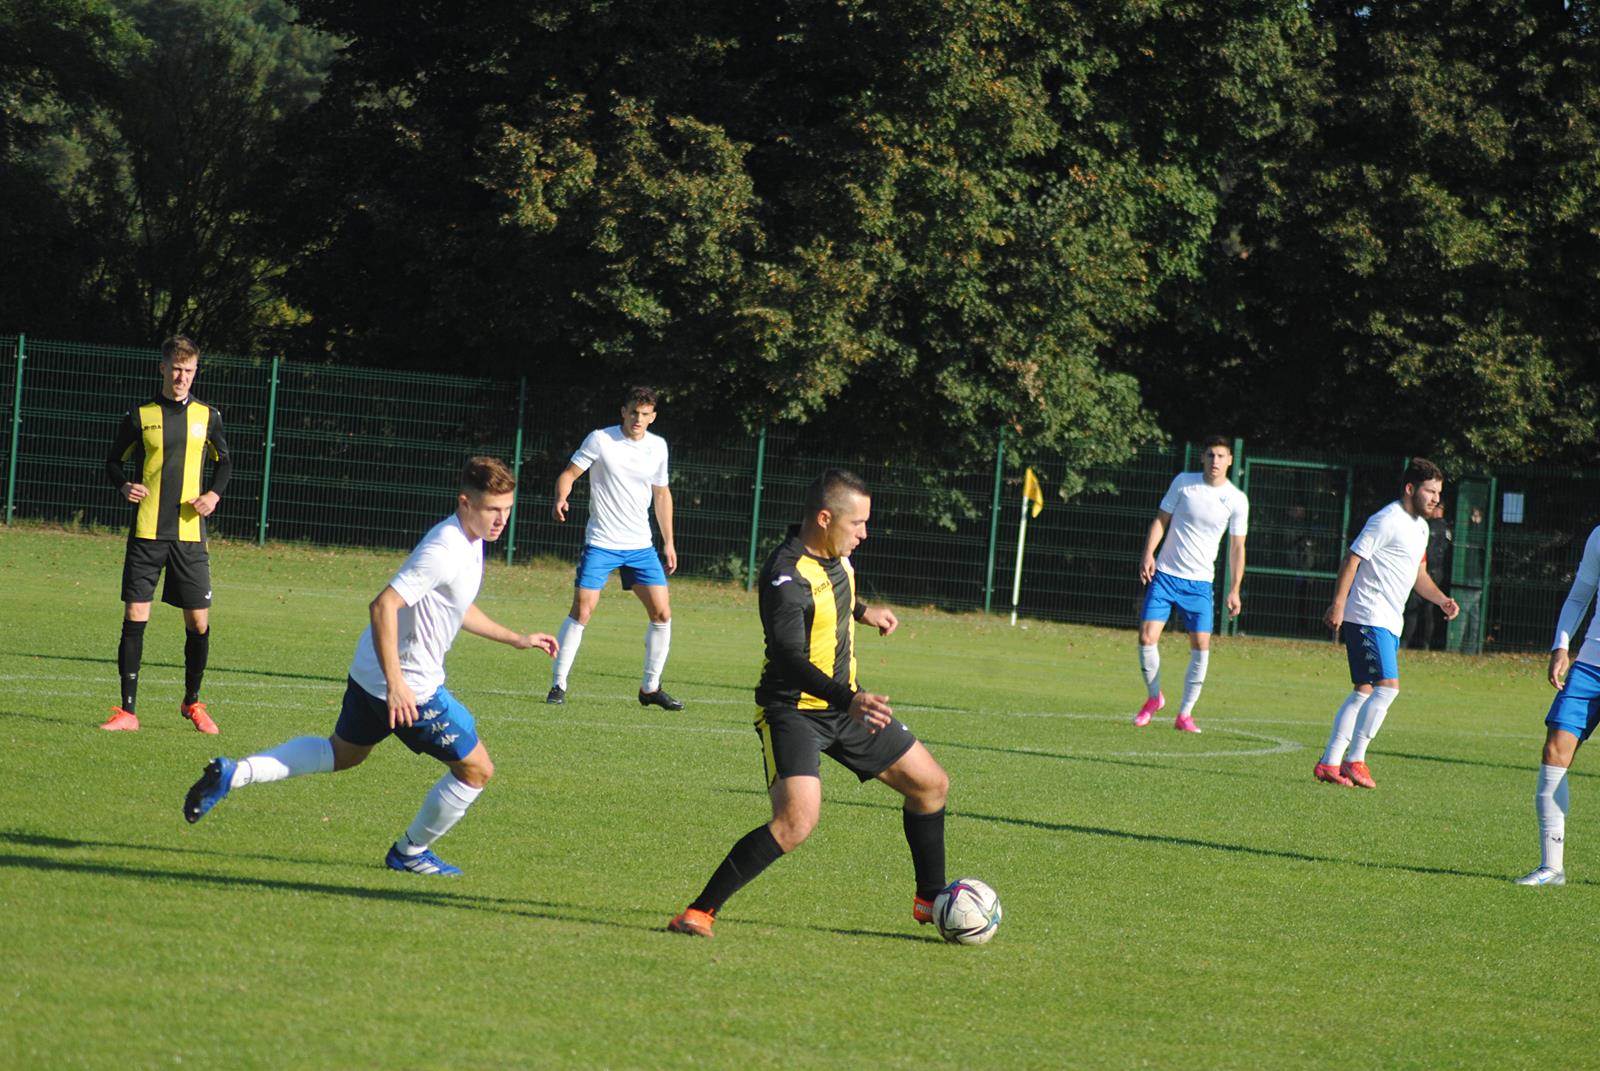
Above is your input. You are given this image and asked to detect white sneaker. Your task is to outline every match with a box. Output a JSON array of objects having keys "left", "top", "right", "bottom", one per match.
[{"left": 1513, "top": 865, "right": 1566, "bottom": 886}]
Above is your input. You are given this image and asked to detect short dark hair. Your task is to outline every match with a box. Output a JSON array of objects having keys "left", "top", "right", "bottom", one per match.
[
  {"left": 1402, "top": 456, "right": 1443, "bottom": 492},
  {"left": 622, "top": 385, "right": 658, "bottom": 408},
  {"left": 461, "top": 456, "right": 516, "bottom": 496},
  {"left": 1200, "top": 435, "right": 1231, "bottom": 452},
  {"left": 161, "top": 335, "right": 200, "bottom": 364},
  {"left": 804, "top": 468, "right": 870, "bottom": 520}
]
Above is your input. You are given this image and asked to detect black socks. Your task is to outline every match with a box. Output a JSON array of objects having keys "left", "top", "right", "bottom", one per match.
[
  {"left": 117, "top": 620, "right": 147, "bottom": 712},
  {"left": 689, "top": 824, "right": 785, "bottom": 915}
]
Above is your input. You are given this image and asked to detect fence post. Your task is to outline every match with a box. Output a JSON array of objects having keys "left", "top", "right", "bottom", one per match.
[
  {"left": 983, "top": 425, "right": 1007, "bottom": 614},
  {"left": 5, "top": 334, "right": 24, "bottom": 525},
  {"left": 508, "top": 375, "right": 527, "bottom": 564},
  {"left": 257, "top": 355, "right": 280, "bottom": 545},
  {"left": 745, "top": 424, "right": 767, "bottom": 590}
]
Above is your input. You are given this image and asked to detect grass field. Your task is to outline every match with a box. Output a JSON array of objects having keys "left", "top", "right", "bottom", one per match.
[{"left": 2, "top": 524, "right": 1596, "bottom": 1070}]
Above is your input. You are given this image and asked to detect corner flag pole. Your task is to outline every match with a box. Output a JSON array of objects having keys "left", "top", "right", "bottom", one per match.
[{"left": 1010, "top": 468, "right": 1044, "bottom": 626}]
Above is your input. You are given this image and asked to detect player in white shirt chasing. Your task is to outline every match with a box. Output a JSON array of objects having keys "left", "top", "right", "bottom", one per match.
[
  {"left": 1134, "top": 436, "right": 1249, "bottom": 733},
  {"left": 548, "top": 386, "right": 683, "bottom": 710},
  {"left": 182, "top": 457, "right": 559, "bottom": 876},
  {"left": 1315, "top": 458, "right": 1458, "bottom": 789},
  {"left": 1513, "top": 525, "right": 1600, "bottom": 886}
]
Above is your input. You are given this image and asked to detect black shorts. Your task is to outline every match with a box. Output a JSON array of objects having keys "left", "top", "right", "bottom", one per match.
[
  {"left": 754, "top": 706, "right": 917, "bottom": 788},
  {"left": 121, "top": 538, "right": 213, "bottom": 609}
]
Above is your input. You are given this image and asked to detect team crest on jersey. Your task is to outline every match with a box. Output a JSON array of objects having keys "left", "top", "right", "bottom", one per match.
[{"left": 190, "top": 422, "right": 206, "bottom": 438}]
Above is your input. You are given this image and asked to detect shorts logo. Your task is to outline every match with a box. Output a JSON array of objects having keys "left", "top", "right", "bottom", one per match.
[{"left": 436, "top": 733, "right": 459, "bottom": 747}]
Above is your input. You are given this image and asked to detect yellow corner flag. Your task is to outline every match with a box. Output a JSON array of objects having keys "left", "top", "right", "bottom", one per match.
[{"left": 1022, "top": 467, "right": 1044, "bottom": 518}]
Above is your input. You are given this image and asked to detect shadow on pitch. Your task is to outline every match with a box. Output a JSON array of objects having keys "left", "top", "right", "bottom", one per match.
[
  {"left": 5, "top": 650, "right": 340, "bottom": 685},
  {"left": 1, "top": 828, "right": 362, "bottom": 869},
  {"left": 920, "top": 738, "right": 1264, "bottom": 780},
  {"left": 952, "top": 808, "right": 1599, "bottom": 886},
  {"left": 1381, "top": 749, "right": 1600, "bottom": 780}
]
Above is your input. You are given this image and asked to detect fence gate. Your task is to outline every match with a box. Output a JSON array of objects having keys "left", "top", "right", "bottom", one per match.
[
  {"left": 1236, "top": 456, "right": 1354, "bottom": 639},
  {"left": 1446, "top": 476, "right": 1496, "bottom": 653}
]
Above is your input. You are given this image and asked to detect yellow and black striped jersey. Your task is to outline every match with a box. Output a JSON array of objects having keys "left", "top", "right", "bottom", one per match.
[
  {"left": 755, "top": 525, "right": 868, "bottom": 712},
  {"left": 105, "top": 394, "right": 232, "bottom": 542}
]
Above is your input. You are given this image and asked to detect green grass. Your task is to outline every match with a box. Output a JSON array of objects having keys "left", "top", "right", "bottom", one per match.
[{"left": 1, "top": 524, "right": 1595, "bottom": 1070}]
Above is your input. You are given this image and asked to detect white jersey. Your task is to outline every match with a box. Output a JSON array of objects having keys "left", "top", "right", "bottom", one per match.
[
  {"left": 1344, "top": 501, "right": 1429, "bottom": 635},
  {"left": 570, "top": 426, "right": 669, "bottom": 550},
  {"left": 1554, "top": 525, "right": 1600, "bottom": 667},
  {"left": 1155, "top": 473, "right": 1249, "bottom": 582},
  {"left": 348, "top": 514, "right": 484, "bottom": 702}
]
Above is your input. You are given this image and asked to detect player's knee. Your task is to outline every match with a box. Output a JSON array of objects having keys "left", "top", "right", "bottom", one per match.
[
  {"left": 651, "top": 607, "right": 671, "bottom": 624},
  {"left": 770, "top": 811, "right": 817, "bottom": 851},
  {"left": 920, "top": 766, "right": 950, "bottom": 810}
]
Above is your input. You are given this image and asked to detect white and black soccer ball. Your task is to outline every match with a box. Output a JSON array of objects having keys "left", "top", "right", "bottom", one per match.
[{"left": 933, "top": 878, "right": 1002, "bottom": 945}]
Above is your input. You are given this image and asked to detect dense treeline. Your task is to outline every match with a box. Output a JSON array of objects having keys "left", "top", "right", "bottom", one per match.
[{"left": 4, "top": 0, "right": 1598, "bottom": 474}]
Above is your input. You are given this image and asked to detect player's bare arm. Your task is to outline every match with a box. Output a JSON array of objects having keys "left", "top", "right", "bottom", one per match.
[
  {"left": 551, "top": 463, "right": 584, "bottom": 522},
  {"left": 653, "top": 483, "right": 677, "bottom": 574},
  {"left": 859, "top": 604, "right": 898, "bottom": 636},
  {"left": 1412, "top": 561, "right": 1459, "bottom": 621},
  {"left": 1323, "top": 552, "right": 1363, "bottom": 630},
  {"left": 1226, "top": 534, "right": 1246, "bottom": 618},
  {"left": 1549, "top": 648, "right": 1571, "bottom": 690},
  {"left": 460, "top": 604, "right": 559, "bottom": 655},
  {"left": 1140, "top": 511, "right": 1172, "bottom": 585},
  {"left": 369, "top": 585, "right": 419, "bottom": 728}
]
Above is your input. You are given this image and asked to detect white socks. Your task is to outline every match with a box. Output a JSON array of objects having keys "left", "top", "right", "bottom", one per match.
[
  {"left": 1536, "top": 763, "right": 1570, "bottom": 872},
  {"left": 232, "top": 736, "right": 335, "bottom": 788},
  {"left": 1179, "top": 650, "right": 1209, "bottom": 715},
  {"left": 399, "top": 773, "right": 483, "bottom": 853},
  {"left": 1346, "top": 685, "right": 1399, "bottom": 762},
  {"left": 552, "top": 616, "right": 584, "bottom": 689},
  {"left": 1321, "top": 690, "right": 1368, "bottom": 766},
  {"left": 643, "top": 620, "right": 671, "bottom": 692},
  {"left": 1138, "top": 644, "right": 1161, "bottom": 698}
]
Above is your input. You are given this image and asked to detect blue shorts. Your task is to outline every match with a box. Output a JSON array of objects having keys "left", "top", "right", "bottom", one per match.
[
  {"left": 333, "top": 678, "right": 481, "bottom": 762},
  {"left": 1546, "top": 660, "right": 1600, "bottom": 742},
  {"left": 1141, "top": 570, "right": 1214, "bottom": 633},
  {"left": 575, "top": 544, "right": 668, "bottom": 591},
  {"left": 1340, "top": 623, "right": 1401, "bottom": 684}
]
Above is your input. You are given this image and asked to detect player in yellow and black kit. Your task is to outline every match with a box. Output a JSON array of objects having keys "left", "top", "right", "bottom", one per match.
[
  {"left": 100, "top": 336, "right": 231, "bottom": 735},
  {"left": 668, "top": 469, "right": 953, "bottom": 938}
]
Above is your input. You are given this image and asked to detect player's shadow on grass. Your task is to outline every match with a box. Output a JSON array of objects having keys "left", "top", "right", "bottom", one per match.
[
  {"left": 953, "top": 808, "right": 1595, "bottom": 885},
  {"left": 6, "top": 650, "right": 341, "bottom": 684},
  {"left": 1383, "top": 749, "right": 1600, "bottom": 780},
  {"left": 2, "top": 828, "right": 362, "bottom": 869},
  {"left": 921, "top": 738, "right": 1266, "bottom": 780}
]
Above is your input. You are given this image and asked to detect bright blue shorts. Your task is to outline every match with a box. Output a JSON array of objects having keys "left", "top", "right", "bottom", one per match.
[
  {"left": 1546, "top": 660, "right": 1600, "bottom": 742},
  {"left": 575, "top": 544, "right": 668, "bottom": 590},
  {"left": 333, "top": 678, "right": 480, "bottom": 762},
  {"left": 1141, "top": 570, "right": 1214, "bottom": 633},
  {"left": 1340, "top": 622, "right": 1401, "bottom": 684}
]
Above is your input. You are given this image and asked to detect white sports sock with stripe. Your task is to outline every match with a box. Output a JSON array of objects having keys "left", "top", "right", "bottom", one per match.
[
  {"left": 400, "top": 773, "right": 483, "bottom": 853},
  {"left": 1536, "top": 763, "right": 1570, "bottom": 872},
  {"left": 1179, "top": 649, "right": 1209, "bottom": 715},
  {"left": 233, "top": 736, "right": 334, "bottom": 788},
  {"left": 552, "top": 616, "right": 584, "bottom": 690}
]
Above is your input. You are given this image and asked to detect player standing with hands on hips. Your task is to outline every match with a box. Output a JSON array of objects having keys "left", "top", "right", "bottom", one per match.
[
  {"left": 1315, "top": 458, "right": 1458, "bottom": 789},
  {"left": 1512, "top": 524, "right": 1600, "bottom": 886},
  {"left": 548, "top": 386, "right": 682, "bottom": 709},
  {"left": 1133, "top": 435, "right": 1249, "bottom": 733},
  {"left": 667, "top": 469, "right": 950, "bottom": 938},
  {"left": 101, "top": 335, "right": 231, "bottom": 734}
]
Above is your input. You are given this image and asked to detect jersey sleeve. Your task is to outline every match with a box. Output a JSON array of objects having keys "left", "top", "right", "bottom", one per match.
[
  {"left": 388, "top": 537, "right": 457, "bottom": 607},
  {"left": 206, "top": 407, "right": 233, "bottom": 496},
  {"left": 1347, "top": 508, "right": 1387, "bottom": 559},
  {"left": 653, "top": 439, "right": 669, "bottom": 487},
  {"left": 1229, "top": 493, "right": 1249, "bottom": 537},
  {"left": 568, "top": 430, "right": 603, "bottom": 472},
  {"left": 760, "top": 572, "right": 857, "bottom": 710},
  {"left": 104, "top": 409, "right": 140, "bottom": 487},
  {"left": 1157, "top": 475, "right": 1185, "bottom": 515},
  {"left": 1553, "top": 526, "right": 1600, "bottom": 651}
]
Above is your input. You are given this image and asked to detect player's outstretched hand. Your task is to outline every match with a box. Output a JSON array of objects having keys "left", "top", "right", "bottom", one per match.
[
  {"left": 860, "top": 605, "right": 898, "bottom": 636},
  {"left": 551, "top": 498, "right": 569, "bottom": 522},
  {"left": 1439, "top": 597, "right": 1460, "bottom": 621},
  {"left": 849, "top": 690, "right": 893, "bottom": 733},
  {"left": 1549, "top": 648, "right": 1571, "bottom": 690},
  {"left": 517, "top": 632, "right": 559, "bottom": 657}
]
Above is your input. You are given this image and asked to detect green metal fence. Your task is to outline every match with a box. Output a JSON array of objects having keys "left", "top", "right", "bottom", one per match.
[{"left": 2, "top": 333, "right": 1594, "bottom": 654}]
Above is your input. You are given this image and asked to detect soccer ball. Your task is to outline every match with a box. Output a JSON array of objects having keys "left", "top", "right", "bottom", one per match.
[{"left": 933, "top": 878, "right": 1002, "bottom": 945}]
